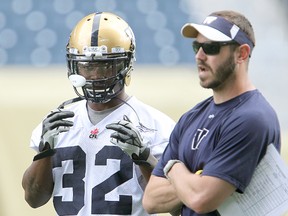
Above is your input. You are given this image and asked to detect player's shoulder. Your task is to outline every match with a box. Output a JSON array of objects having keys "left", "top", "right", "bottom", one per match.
[
  {"left": 128, "top": 96, "right": 175, "bottom": 123},
  {"left": 128, "top": 96, "right": 165, "bottom": 115},
  {"left": 61, "top": 99, "right": 86, "bottom": 111}
]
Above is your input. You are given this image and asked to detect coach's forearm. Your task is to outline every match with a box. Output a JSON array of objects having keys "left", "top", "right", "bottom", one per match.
[
  {"left": 22, "top": 157, "right": 54, "bottom": 208},
  {"left": 167, "top": 162, "right": 236, "bottom": 214},
  {"left": 142, "top": 175, "right": 182, "bottom": 214}
]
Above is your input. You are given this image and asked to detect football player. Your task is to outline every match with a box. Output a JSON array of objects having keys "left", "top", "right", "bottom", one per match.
[{"left": 22, "top": 12, "right": 175, "bottom": 216}]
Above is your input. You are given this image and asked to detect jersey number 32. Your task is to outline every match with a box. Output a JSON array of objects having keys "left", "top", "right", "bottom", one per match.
[{"left": 53, "top": 145, "right": 133, "bottom": 215}]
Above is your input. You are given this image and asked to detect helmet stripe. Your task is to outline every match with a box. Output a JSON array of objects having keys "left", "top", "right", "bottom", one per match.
[{"left": 91, "top": 12, "right": 102, "bottom": 46}]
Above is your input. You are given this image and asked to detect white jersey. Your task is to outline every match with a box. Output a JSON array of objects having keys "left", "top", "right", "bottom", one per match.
[{"left": 30, "top": 96, "right": 175, "bottom": 216}]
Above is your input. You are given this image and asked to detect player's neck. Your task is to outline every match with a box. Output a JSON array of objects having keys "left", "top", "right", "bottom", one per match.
[{"left": 87, "top": 92, "right": 130, "bottom": 111}]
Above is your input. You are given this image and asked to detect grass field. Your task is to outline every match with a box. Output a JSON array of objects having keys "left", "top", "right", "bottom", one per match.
[{"left": 1, "top": 66, "right": 287, "bottom": 216}]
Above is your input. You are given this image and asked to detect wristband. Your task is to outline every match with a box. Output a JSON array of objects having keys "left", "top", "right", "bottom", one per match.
[
  {"left": 132, "top": 154, "right": 158, "bottom": 168},
  {"left": 33, "top": 149, "right": 56, "bottom": 161},
  {"left": 132, "top": 148, "right": 150, "bottom": 166},
  {"left": 163, "top": 159, "right": 182, "bottom": 179}
]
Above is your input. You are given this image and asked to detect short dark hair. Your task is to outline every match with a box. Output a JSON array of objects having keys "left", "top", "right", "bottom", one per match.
[{"left": 210, "top": 10, "right": 256, "bottom": 47}]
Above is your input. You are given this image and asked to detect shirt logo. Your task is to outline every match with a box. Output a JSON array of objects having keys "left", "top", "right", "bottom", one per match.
[
  {"left": 89, "top": 128, "right": 99, "bottom": 139},
  {"left": 208, "top": 114, "right": 215, "bottom": 119},
  {"left": 191, "top": 128, "right": 209, "bottom": 150}
]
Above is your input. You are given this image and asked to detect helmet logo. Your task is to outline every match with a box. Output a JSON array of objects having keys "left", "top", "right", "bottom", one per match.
[
  {"left": 111, "top": 47, "right": 125, "bottom": 53},
  {"left": 83, "top": 45, "right": 108, "bottom": 56}
]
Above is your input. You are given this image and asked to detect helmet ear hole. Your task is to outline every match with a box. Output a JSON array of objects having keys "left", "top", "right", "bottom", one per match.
[{"left": 125, "top": 70, "right": 131, "bottom": 86}]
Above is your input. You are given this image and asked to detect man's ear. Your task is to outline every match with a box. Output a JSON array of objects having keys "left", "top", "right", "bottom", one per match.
[{"left": 237, "top": 44, "right": 250, "bottom": 63}]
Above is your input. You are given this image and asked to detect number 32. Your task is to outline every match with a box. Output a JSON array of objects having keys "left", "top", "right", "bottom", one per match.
[{"left": 53, "top": 145, "right": 133, "bottom": 215}]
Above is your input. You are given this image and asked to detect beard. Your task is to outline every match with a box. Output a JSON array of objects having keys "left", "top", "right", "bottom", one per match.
[{"left": 200, "top": 54, "right": 236, "bottom": 89}]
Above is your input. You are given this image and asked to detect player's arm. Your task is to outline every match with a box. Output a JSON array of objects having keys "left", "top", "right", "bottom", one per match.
[
  {"left": 22, "top": 109, "right": 74, "bottom": 208},
  {"left": 165, "top": 161, "right": 236, "bottom": 214},
  {"left": 137, "top": 164, "right": 154, "bottom": 182},
  {"left": 22, "top": 155, "right": 54, "bottom": 208},
  {"left": 106, "top": 116, "right": 158, "bottom": 181}
]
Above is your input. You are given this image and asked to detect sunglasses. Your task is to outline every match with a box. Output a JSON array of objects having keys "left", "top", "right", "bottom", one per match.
[{"left": 192, "top": 41, "right": 238, "bottom": 55}]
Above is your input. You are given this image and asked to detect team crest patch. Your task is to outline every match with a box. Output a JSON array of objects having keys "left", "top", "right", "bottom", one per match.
[{"left": 89, "top": 128, "right": 99, "bottom": 139}]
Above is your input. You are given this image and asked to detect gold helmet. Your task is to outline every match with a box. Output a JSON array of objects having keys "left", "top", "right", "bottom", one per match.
[{"left": 66, "top": 12, "right": 136, "bottom": 103}]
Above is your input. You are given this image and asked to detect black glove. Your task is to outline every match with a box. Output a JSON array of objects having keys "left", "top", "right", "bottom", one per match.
[
  {"left": 38, "top": 109, "right": 74, "bottom": 152},
  {"left": 106, "top": 115, "right": 156, "bottom": 167}
]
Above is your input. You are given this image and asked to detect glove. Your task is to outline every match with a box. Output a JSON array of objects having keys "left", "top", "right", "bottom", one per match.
[
  {"left": 38, "top": 109, "right": 74, "bottom": 152},
  {"left": 106, "top": 115, "right": 156, "bottom": 167}
]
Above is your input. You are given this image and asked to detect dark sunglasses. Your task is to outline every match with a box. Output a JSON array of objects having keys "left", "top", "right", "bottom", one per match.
[{"left": 192, "top": 41, "right": 238, "bottom": 55}]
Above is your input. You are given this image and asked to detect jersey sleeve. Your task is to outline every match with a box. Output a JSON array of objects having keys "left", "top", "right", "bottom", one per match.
[
  {"left": 148, "top": 118, "right": 175, "bottom": 160},
  {"left": 203, "top": 111, "right": 277, "bottom": 193},
  {"left": 129, "top": 97, "right": 176, "bottom": 160}
]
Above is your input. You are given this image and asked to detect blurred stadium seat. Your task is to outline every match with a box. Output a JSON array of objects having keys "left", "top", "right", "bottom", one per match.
[{"left": 0, "top": 0, "right": 196, "bottom": 66}]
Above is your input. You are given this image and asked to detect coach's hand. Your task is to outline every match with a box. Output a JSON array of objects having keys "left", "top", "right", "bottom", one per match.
[
  {"left": 39, "top": 109, "right": 74, "bottom": 152},
  {"left": 106, "top": 115, "right": 157, "bottom": 167}
]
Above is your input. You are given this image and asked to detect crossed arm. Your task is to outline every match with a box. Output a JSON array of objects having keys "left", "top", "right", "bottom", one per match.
[{"left": 143, "top": 162, "right": 236, "bottom": 215}]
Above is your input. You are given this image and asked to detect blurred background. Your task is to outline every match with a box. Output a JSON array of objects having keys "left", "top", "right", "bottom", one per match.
[{"left": 0, "top": 0, "right": 287, "bottom": 215}]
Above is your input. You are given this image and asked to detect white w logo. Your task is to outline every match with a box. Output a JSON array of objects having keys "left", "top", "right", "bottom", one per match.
[
  {"left": 191, "top": 128, "right": 209, "bottom": 150},
  {"left": 203, "top": 16, "right": 217, "bottom": 24}
]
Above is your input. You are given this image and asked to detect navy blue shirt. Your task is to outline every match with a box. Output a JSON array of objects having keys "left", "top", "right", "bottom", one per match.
[{"left": 153, "top": 90, "right": 281, "bottom": 216}]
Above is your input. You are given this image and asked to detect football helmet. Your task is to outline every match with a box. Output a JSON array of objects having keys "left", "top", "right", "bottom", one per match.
[{"left": 66, "top": 12, "right": 136, "bottom": 103}]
